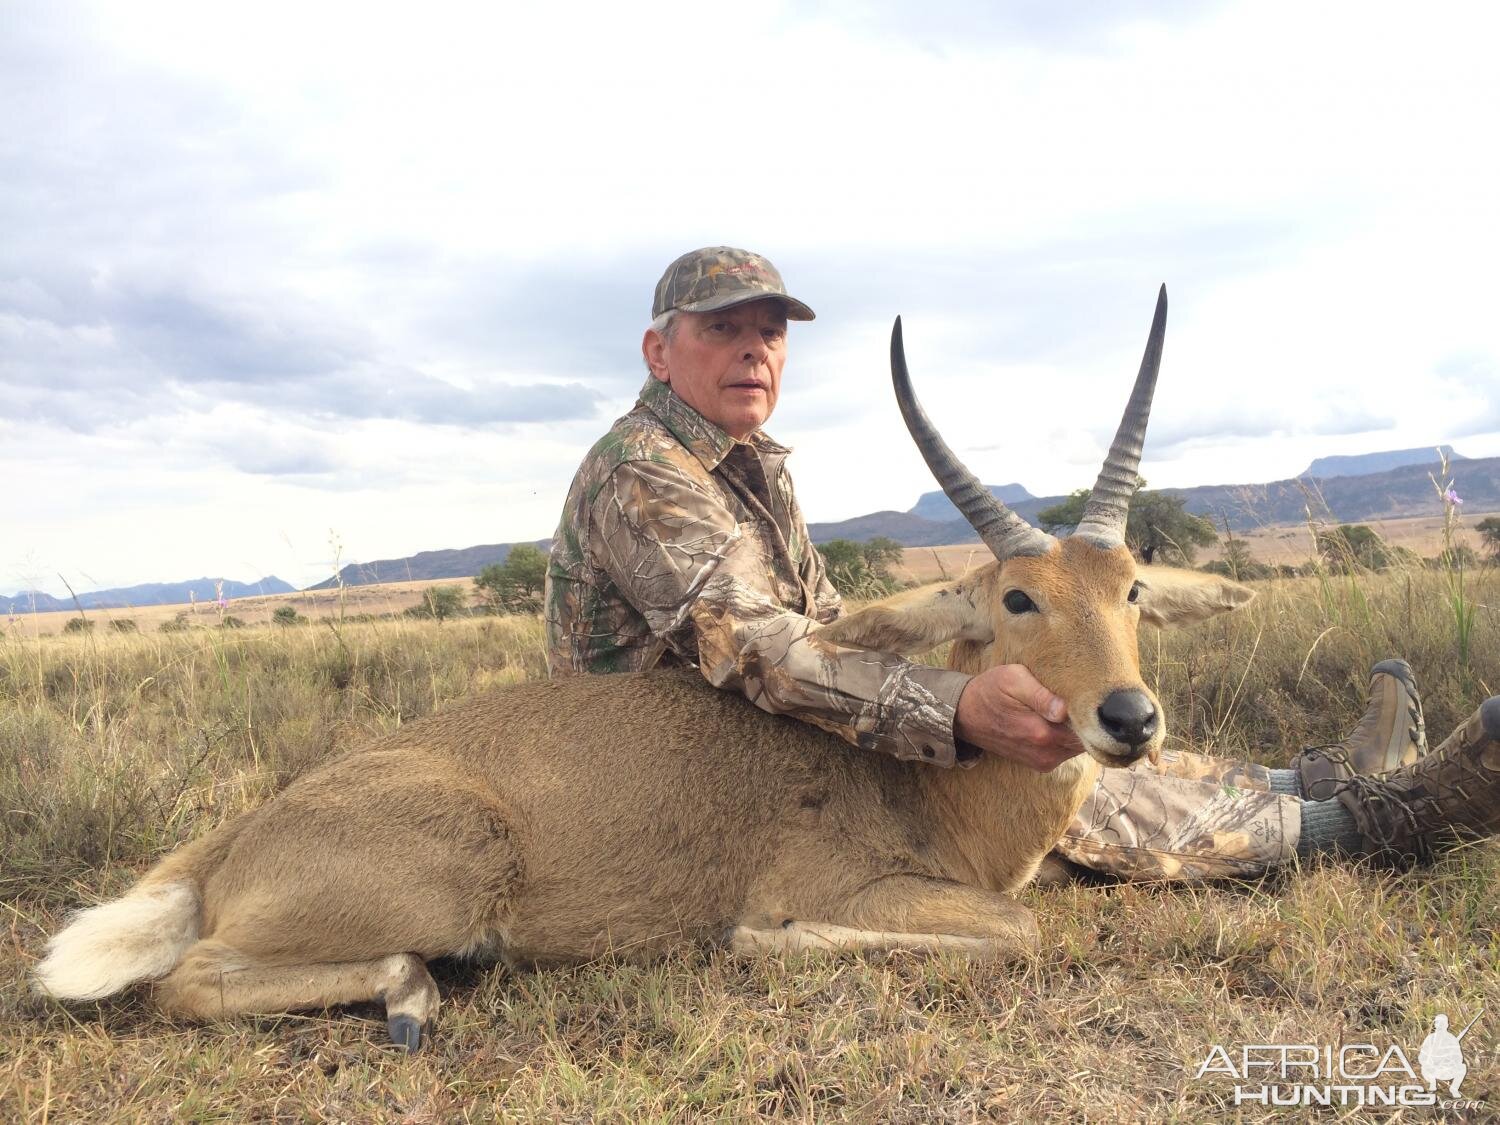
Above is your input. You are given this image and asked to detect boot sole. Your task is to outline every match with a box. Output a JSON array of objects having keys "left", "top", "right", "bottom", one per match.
[
  {"left": 1370, "top": 658, "right": 1416, "bottom": 693},
  {"left": 1482, "top": 697, "right": 1500, "bottom": 740}
]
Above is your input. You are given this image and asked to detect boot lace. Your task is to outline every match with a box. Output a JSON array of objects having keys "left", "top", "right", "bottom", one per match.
[
  {"left": 1299, "top": 744, "right": 1357, "bottom": 772},
  {"left": 1325, "top": 772, "right": 1430, "bottom": 861}
]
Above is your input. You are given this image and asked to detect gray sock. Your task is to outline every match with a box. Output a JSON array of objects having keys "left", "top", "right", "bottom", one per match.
[
  {"left": 1296, "top": 798, "right": 1365, "bottom": 858},
  {"left": 1267, "top": 768, "right": 1304, "bottom": 797}
]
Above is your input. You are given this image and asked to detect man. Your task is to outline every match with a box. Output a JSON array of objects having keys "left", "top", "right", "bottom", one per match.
[{"left": 545, "top": 245, "right": 1500, "bottom": 880}]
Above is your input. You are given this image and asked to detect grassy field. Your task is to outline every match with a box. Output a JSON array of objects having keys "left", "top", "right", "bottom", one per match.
[
  {"left": 892, "top": 510, "right": 1500, "bottom": 585},
  {"left": 2, "top": 577, "right": 455, "bottom": 640},
  {"left": 11, "top": 507, "right": 1495, "bottom": 641},
  {"left": 2, "top": 565, "right": 1498, "bottom": 1121}
]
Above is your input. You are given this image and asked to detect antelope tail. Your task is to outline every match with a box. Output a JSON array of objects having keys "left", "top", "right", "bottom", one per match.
[{"left": 32, "top": 828, "right": 230, "bottom": 1001}]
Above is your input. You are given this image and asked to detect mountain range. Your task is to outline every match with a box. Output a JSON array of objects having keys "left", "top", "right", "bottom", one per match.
[
  {"left": 908, "top": 483, "right": 1034, "bottom": 523},
  {"left": 1300, "top": 445, "right": 1465, "bottom": 479},
  {"left": 3, "top": 577, "right": 294, "bottom": 614},
  {"left": 805, "top": 453, "right": 1497, "bottom": 547},
  {"left": 304, "top": 540, "right": 553, "bottom": 590},
  {"left": 7, "top": 448, "right": 1491, "bottom": 606}
]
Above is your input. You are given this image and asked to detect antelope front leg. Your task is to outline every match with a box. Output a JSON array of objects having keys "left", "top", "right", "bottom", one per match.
[{"left": 732, "top": 875, "right": 1038, "bottom": 960}]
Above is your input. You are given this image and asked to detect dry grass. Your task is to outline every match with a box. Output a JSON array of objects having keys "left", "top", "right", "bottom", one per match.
[{"left": 2, "top": 567, "right": 1498, "bottom": 1121}]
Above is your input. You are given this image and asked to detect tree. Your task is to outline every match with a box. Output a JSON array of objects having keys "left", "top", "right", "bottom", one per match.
[
  {"left": 1036, "top": 482, "right": 1217, "bottom": 564},
  {"left": 475, "top": 544, "right": 549, "bottom": 613},
  {"left": 1126, "top": 492, "right": 1218, "bottom": 564},
  {"left": 407, "top": 585, "right": 466, "bottom": 622},
  {"left": 861, "top": 537, "right": 905, "bottom": 575},
  {"left": 1036, "top": 489, "right": 1089, "bottom": 536},
  {"left": 1478, "top": 516, "right": 1500, "bottom": 563},
  {"left": 1201, "top": 534, "right": 1274, "bottom": 581},
  {"left": 816, "top": 537, "right": 904, "bottom": 597}
]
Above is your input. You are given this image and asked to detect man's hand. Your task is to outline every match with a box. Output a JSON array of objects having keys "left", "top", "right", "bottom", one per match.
[{"left": 954, "top": 664, "right": 1085, "bottom": 772}]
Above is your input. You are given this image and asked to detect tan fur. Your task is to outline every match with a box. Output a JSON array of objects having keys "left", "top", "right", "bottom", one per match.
[
  {"left": 832, "top": 542, "right": 1253, "bottom": 765},
  {"left": 1132, "top": 566, "right": 1257, "bottom": 627},
  {"left": 35, "top": 543, "right": 1251, "bottom": 1044},
  {"left": 819, "top": 574, "right": 996, "bottom": 653}
]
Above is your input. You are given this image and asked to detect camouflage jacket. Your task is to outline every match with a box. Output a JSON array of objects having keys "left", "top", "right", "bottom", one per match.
[{"left": 544, "top": 376, "right": 972, "bottom": 766}]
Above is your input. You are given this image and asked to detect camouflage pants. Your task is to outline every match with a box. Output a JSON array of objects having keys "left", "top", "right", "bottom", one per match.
[{"left": 1053, "top": 749, "right": 1300, "bottom": 881}]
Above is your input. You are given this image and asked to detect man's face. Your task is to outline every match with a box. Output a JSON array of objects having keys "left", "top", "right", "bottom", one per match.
[{"left": 642, "top": 298, "right": 788, "bottom": 440}]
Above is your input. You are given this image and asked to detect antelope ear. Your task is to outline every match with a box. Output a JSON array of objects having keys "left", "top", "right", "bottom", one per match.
[
  {"left": 817, "top": 576, "right": 995, "bottom": 655},
  {"left": 1135, "top": 567, "right": 1255, "bottom": 627}
]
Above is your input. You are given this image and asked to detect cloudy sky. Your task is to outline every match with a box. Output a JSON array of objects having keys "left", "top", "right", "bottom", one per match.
[{"left": 4, "top": 0, "right": 1498, "bottom": 596}]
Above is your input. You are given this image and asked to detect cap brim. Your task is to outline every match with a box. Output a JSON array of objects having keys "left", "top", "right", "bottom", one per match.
[{"left": 677, "top": 291, "right": 816, "bottom": 321}]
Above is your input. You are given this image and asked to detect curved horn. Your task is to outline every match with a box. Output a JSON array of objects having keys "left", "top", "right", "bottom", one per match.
[
  {"left": 1074, "top": 285, "right": 1167, "bottom": 546},
  {"left": 891, "top": 317, "right": 1055, "bottom": 560}
]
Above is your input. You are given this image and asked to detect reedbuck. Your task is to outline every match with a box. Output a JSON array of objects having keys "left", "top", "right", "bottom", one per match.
[{"left": 37, "top": 287, "right": 1251, "bottom": 1051}]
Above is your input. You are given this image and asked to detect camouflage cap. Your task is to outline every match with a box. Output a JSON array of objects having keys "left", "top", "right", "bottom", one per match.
[{"left": 652, "top": 246, "right": 815, "bottom": 322}]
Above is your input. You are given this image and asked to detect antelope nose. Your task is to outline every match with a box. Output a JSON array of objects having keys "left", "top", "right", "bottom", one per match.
[{"left": 1097, "top": 691, "right": 1159, "bottom": 749}]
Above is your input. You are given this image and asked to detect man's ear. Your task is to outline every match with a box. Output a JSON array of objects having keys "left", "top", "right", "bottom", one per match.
[
  {"left": 1135, "top": 567, "right": 1255, "bottom": 628},
  {"left": 817, "top": 576, "right": 995, "bottom": 654},
  {"left": 642, "top": 328, "right": 670, "bottom": 382}
]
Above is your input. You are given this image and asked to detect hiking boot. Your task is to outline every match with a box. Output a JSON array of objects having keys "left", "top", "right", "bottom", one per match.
[
  {"left": 1292, "top": 659, "right": 1427, "bottom": 801},
  {"left": 1332, "top": 696, "right": 1500, "bottom": 864}
]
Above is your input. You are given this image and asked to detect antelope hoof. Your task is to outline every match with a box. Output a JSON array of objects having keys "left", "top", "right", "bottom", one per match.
[
  {"left": 388, "top": 1014, "right": 424, "bottom": 1053},
  {"left": 378, "top": 952, "right": 440, "bottom": 1053}
]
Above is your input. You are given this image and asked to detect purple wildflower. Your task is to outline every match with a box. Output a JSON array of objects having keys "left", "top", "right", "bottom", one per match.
[{"left": 1446, "top": 487, "right": 1464, "bottom": 507}]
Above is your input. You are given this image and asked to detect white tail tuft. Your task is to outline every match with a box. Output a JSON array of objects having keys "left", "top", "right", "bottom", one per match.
[{"left": 34, "top": 881, "right": 199, "bottom": 1000}]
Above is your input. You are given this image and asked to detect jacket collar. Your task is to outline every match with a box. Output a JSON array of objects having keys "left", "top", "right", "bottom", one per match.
[{"left": 638, "top": 376, "right": 789, "bottom": 472}]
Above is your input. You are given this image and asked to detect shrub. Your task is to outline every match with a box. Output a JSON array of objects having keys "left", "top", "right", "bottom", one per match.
[
  {"left": 109, "top": 619, "right": 138, "bottom": 634},
  {"left": 219, "top": 615, "right": 247, "bottom": 629},
  {"left": 1201, "top": 543, "right": 1275, "bottom": 582},
  {"left": 159, "top": 613, "right": 191, "bottom": 633},
  {"left": 1317, "top": 524, "right": 1400, "bottom": 573},
  {"left": 62, "top": 617, "right": 93, "bottom": 634},
  {"left": 1429, "top": 544, "right": 1479, "bottom": 571},
  {"left": 272, "top": 606, "right": 305, "bottom": 627},
  {"left": 817, "top": 537, "right": 906, "bottom": 597},
  {"left": 1478, "top": 515, "right": 1500, "bottom": 562},
  {"left": 406, "top": 585, "right": 466, "bottom": 622}
]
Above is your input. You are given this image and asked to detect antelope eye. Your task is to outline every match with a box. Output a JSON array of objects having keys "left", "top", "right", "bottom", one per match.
[
  {"left": 1128, "top": 582, "right": 1142, "bottom": 604},
  {"left": 1002, "top": 589, "right": 1037, "bottom": 615}
]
